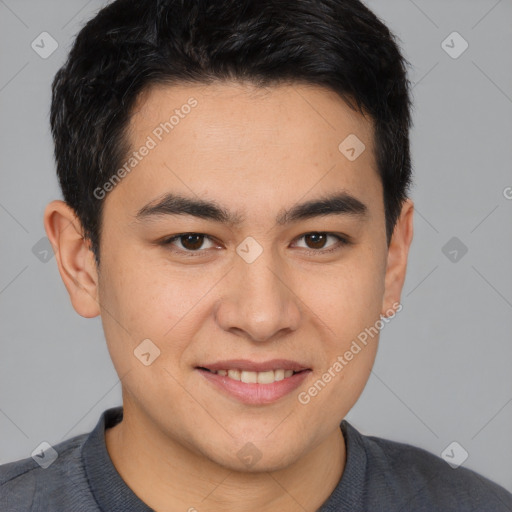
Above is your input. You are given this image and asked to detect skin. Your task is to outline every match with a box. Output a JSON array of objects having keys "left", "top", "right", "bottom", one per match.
[{"left": 44, "top": 82, "right": 413, "bottom": 512}]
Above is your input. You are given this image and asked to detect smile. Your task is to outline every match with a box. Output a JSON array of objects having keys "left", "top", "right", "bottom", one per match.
[
  {"left": 199, "top": 368, "right": 305, "bottom": 384},
  {"left": 196, "top": 360, "right": 312, "bottom": 404}
]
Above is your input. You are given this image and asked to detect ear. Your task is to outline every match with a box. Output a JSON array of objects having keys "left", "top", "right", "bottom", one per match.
[
  {"left": 381, "top": 198, "right": 414, "bottom": 317},
  {"left": 43, "top": 200, "right": 101, "bottom": 318}
]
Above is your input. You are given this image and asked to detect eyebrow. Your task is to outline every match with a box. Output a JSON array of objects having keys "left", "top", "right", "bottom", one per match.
[{"left": 135, "top": 191, "right": 368, "bottom": 226}]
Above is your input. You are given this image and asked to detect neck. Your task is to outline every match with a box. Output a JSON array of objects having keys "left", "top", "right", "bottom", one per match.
[{"left": 105, "top": 403, "right": 346, "bottom": 512}]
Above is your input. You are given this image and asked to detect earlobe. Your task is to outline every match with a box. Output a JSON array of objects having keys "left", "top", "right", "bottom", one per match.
[
  {"left": 381, "top": 199, "right": 414, "bottom": 317},
  {"left": 43, "top": 200, "right": 101, "bottom": 318}
]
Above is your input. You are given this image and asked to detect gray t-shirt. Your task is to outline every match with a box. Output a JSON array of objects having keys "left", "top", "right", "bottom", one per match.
[{"left": 1, "top": 406, "right": 511, "bottom": 511}]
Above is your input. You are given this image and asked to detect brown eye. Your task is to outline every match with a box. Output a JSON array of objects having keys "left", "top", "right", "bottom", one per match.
[
  {"left": 160, "top": 233, "right": 216, "bottom": 254},
  {"left": 293, "top": 232, "right": 350, "bottom": 255},
  {"left": 179, "top": 234, "right": 205, "bottom": 251},
  {"left": 304, "top": 233, "right": 329, "bottom": 249}
]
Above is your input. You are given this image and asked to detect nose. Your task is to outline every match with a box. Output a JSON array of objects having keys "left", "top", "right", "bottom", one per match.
[{"left": 214, "top": 252, "right": 301, "bottom": 343}]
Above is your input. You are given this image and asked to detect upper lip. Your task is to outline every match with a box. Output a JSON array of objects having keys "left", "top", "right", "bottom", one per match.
[{"left": 197, "top": 359, "right": 310, "bottom": 372}]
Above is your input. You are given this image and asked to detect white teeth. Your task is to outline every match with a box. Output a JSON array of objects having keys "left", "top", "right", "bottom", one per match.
[
  {"left": 241, "top": 370, "right": 258, "bottom": 383},
  {"left": 210, "top": 368, "right": 300, "bottom": 384},
  {"left": 228, "top": 369, "right": 241, "bottom": 380},
  {"left": 274, "top": 369, "right": 285, "bottom": 381},
  {"left": 257, "top": 370, "right": 275, "bottom": 384}
]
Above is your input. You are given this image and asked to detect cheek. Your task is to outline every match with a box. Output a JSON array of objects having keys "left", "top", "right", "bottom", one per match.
[
  {"left": 309, "top": 252, "right": 385, "bottom": 343},
  {"left": 297, "top": 266, "right": 383, "bottom": 422},
  {"left": 302, "top": 252, "right": 383, "bottom": 375},
  {"left": 98, "top": 248, "right": 220, "bottom": 361}
]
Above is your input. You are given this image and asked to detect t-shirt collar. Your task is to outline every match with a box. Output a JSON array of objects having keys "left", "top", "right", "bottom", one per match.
[{"left": 82, "top": 406, "right": 154, "bottom": 512}]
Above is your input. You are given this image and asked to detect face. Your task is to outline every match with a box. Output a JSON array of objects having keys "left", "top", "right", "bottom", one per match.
[{"left": 47, "top": 81, "right": 412, "bottom": 472}]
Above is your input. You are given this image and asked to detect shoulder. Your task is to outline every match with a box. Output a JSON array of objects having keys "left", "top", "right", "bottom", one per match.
[
  {"left": 343, "top": 421, "right": 512, "bottom": 511},
  {"left": 0, "top": 432, "right": 91, "bottom": 511}
]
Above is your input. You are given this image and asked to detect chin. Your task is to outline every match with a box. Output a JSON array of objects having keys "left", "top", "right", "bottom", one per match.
[
  {"left": 198, "top": 434, "right": 306, "bottom": 474},
  {"left": 215, "top": 450, "right": 297, "bottom": 474}
]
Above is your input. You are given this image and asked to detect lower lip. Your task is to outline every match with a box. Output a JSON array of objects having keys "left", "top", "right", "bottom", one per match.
[{"left": 197, "top": 368, "right": 311, "bottom": 405}]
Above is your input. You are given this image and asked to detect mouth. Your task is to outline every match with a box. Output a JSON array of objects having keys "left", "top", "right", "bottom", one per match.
[
  {"left": 195, "top": 359, "right": 312, "bottom": 404},
  {"left": 197, "top": 367, "right": 308, "bottom": 384}
]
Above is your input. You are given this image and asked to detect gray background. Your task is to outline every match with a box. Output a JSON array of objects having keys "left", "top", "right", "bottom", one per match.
[{"left": 1, "top": 0, "right": 511, "bottom": 493}]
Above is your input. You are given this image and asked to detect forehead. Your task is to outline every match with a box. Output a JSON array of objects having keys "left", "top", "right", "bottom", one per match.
[
  {"left": 108, "top": 81, "right": 381, "bottom": 224},
  {"left": 128, "top": 81, "right": 374, "bottom": 153}
]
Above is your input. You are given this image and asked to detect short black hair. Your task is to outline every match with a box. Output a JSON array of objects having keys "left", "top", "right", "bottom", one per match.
[{"left": 50, "top": 0, "right": 413, "bottom": 265}]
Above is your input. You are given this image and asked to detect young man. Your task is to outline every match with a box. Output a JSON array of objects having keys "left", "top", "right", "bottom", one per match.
[{"left": 1, "top": 0, "right": 511, "bottom": 510}]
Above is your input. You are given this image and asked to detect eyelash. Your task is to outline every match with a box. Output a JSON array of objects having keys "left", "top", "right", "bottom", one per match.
[{"left": 159, "top": 232, "right": 351, "bottom": 258}]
